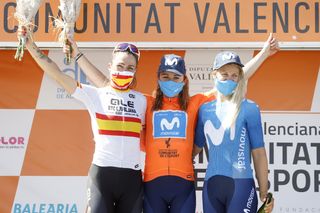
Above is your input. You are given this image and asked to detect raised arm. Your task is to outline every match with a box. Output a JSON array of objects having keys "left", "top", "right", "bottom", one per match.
[
  {"left": 22, "top": 27, "right": 77, "bottom": 94},
  {"left": 243, "top": 33, "right": 279, "bottom": 79},
  {"left": 65, "top": 38, "right": 108, "bottom": 88}
]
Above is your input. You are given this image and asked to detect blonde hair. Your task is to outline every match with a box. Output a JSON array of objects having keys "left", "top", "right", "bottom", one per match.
[{"left": 212, "top": 65, "right": 247, "bottom": 128}]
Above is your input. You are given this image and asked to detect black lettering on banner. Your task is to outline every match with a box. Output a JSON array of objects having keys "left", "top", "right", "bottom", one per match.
[
  {"left": 293, "top": 143, "right": 311, "bottom": 165},
  {"left": 4, "top": 2, "right": 17, "bottom": 33},
  {"left": 126, "top": 3, "right": 141, "bottom": 33},
  {"left": 194, "top": 2, "right": 210, "bottom": 33},
  {"left": 214, "top": 3, "right": 230, "bottom": 33},
  {"left": 292, "top": 170, "right": 310, "bottom": 192},
  {"left": 75, "top": 3, "right": 87, "bottom": 33},
  {"left": 272, "top": 2, "right": 289, "bottom": 33},
  {"left": 189, "top": 73, "right": 211, "bottom": 80},
  {"left": 315, "top": 170, "right": 320, "bottom": 192},
  {"left": 2, "top": 1, "right": 320, "bottom": 36},
  {"left": 45, "top": 3, "right": 62, "bottom": 33},
  {"left": 165, "top": 3, "right": 180, "bottom": 33},
  {"left": 269, "top": 142, "right": 274, "bottom": 164},
  {"left": 264, "top": 121, "right": 320, "bottom": 136},
  {"left": 295, "top": 2, "right": 310, "bottom": 33},
  {"left": 277, "top": 142, "right": 293, "bottom": 164},
  {"left": 235, "top": 3, "right": 249, "bottom": 33},
  {"left": 33, "top": 12, "right": 39, "bottom": 33},
  {"left": 254, "top": 2, "right": 267, "bottom": 33},
  {"left": 117, "top": 3, "right": 121, "bottom": 33},
  {"left": 94, "top": 3, "right": 110, "bottom": 33},
  {"left": 144, "top": 3, "right": 161, "bottom": 33},
  {"left": 311, "top": 143, "right": 320, "bottom": 164},
  {"left": 316, "top": 2, "right": 319, "bottom": 33},
  {"left": 274, "top": 169, "right": 290, "bottom": 191}
]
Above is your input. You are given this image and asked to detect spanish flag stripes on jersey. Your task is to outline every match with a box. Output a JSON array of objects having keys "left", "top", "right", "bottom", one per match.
[{"left": 95, "top": 113, "right": 141, "bottom": 138}]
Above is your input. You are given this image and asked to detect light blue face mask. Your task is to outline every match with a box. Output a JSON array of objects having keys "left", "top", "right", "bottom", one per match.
[
  {"left": 158, "top": 80, "right": 185, "bottom": 98},
  {"left": 214, "top": 79, "right": 238, "bottom": 96}
]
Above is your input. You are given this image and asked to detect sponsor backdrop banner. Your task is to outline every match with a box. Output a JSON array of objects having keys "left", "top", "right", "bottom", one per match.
[
  {"left": 0, "top": 49, "right": 320, "bottom": 213},
  {"left": 0, "top": 0, "right": 320, "bottom": 43}
]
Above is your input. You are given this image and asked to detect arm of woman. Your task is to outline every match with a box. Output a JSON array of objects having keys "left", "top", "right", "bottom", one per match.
[
  {"left": 67, "top": 39, "right": 108, "bottom": 88},
  {"left": 252, "top": 148, "right": 274, "bottom": 212},
  {"left": 23, "top": 29, "right": 77, "bottom": 94},
  {"left": 246, "top": 101, "right": 274, "bottom": 212},
  {"left": 252, "top": 147, "right": 268, "bottom": 201},
  {"left": 192, "top": 144, "right": 203, "bottom": 158},
  {"left": 243, "top": 33, "right": 279, "bottom": 79}
]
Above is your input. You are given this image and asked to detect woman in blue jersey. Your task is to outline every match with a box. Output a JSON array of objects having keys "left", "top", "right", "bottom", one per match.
[
  {"left": 20, "top": 27, "right": 146, "bottom": 213},
  {"left": 194, "top": 51, "right": 273, "bottom": 213}
]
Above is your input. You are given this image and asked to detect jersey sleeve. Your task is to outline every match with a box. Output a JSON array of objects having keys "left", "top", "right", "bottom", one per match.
[
  {"left": 140, "top": 94, "right": 148, "bottom": 127},
  {"left": 194, "top": 105, "right": 206, "bottom": 148},
  {"left": 245, "top": 100, "right": 265, "bottom": 149},
  {"left": 71, "top": 82, "right": 97, "bottom": 109}
]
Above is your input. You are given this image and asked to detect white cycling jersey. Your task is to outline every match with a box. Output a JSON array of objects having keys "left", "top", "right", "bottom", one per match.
[{"left": 72, "top": 83, "right": 146, "bottom": 170}]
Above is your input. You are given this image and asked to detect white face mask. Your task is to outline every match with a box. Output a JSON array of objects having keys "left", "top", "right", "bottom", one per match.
[{"left": 109, "top": 70, "right": 135, "bottom": 90}]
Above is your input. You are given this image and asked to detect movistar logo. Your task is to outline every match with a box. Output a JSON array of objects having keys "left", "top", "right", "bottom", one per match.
[
  {"left": 204, "top": 120, "right": 235, "bottom": 147},
  {"left": 222, "top": 52, "right": 236, "bottom": 61},
  {"left": 160, "top": 117, "right": 180, "bottom": 130},
  {"left": 243, "top": 209, "right": 251, "bottom": 213},
  {"left": 165, "top": 57, "right": 178, "bottom": 66}
]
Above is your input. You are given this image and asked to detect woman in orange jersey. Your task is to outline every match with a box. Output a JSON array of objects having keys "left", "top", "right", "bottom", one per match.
[
  {"left": 62, "top": 33, "right": 278, "bottom": 213},
  {"left": 142, "top": 34, "right": 279, "bottom": 213}
]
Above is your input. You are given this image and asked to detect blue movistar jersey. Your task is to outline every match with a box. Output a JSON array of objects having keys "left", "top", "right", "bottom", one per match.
[{"left": 195, "top": 99, "right": 264, "bottom": 180}]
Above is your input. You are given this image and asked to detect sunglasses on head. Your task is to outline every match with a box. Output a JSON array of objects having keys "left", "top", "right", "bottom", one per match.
[{"left": 113, "top": 43, "right": 140, "bottom": 59}]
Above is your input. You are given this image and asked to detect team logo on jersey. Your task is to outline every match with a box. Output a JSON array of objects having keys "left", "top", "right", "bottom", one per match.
[
  {"left": 204, "top": 120, "right": 235, "bottom": 148},
  {"left": 153, "top": 110, "right": 187, "bottom": 138}
]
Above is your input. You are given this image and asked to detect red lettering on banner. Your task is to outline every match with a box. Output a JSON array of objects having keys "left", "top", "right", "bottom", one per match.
[{"left": 0, "top": 137, "right": 24, "bottom": 145}]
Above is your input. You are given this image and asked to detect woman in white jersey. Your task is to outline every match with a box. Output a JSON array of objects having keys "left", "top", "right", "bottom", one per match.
[{"left": 20, "top": 27, "right": 146, "bottom": 213}]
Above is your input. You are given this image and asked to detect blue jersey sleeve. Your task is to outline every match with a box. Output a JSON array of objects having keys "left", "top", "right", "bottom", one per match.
[
  {"left": 195, "top": 105, "right": 206, "bottom": 148},
  {"left": 245, "top": 100, "right": 264, "bottom": 149}
]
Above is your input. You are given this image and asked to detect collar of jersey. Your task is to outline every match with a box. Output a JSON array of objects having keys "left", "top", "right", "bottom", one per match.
[
  {"left": 163, "top": 96, "right": 179, "bottom": 104},
  {"left": 109, "top": 85, "right": 131, "bottom": 93}
]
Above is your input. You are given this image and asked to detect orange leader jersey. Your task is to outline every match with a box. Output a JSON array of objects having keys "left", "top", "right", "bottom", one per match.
[{"left": 143, "top": 93, "right": 214, "bottom": 182}]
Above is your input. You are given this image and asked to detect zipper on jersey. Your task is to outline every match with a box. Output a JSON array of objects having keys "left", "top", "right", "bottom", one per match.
[{"left": 165, "top": 138, "right": 171, "bottom": 175}]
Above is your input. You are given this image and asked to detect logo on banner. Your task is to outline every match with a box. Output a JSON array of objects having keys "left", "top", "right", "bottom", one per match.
[
  {"left": 13, "top": 203, "right": 77, "bottom": 213},
  {"left": 0, "top": 136, "right": 25, "bottom": 149},
  {"left": 153, "top": 110, "right": 187, "bottom": 138},
  {"left": 63, "top": 61, "right": 90, "bottom": 85},
  {"left": 56, "top": 62, "right": 90, "bottom": 100}
]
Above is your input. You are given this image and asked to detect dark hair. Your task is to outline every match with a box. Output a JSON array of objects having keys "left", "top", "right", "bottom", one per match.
[{"left": 152, "top": 76, "right": 190, "bottom": 111}]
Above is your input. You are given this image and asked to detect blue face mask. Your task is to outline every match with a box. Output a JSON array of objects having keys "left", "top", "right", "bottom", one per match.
[
  {"left": 158, "top": 80, "right": 185, "bottom": 98},
  {"left": 214, "top": 79, "right": 238, "bottom": 96}
]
